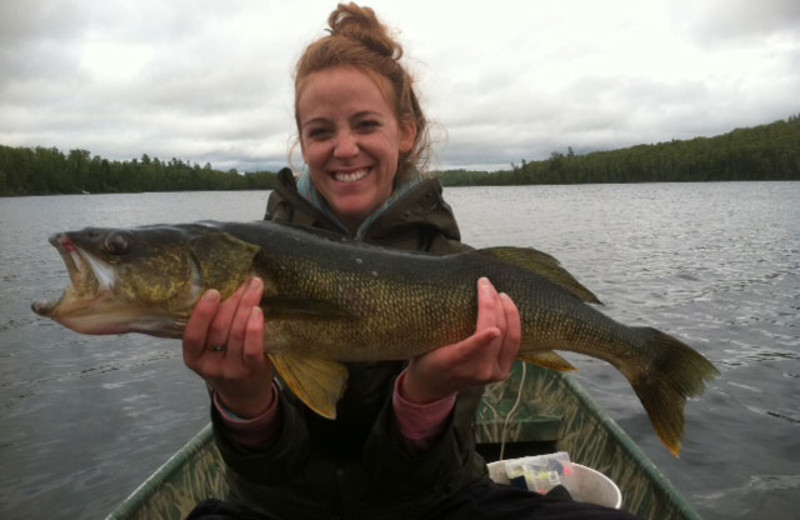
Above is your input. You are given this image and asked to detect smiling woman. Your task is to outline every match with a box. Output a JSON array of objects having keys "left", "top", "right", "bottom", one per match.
[
  {"left": 173, "top": 4, "right": 645, "bottom": 520},
  {"left": 297, "top": 66, "right": 417, "bottom": 233}
]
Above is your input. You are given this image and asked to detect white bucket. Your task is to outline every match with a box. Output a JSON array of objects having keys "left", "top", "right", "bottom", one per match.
[{"left": 487, "top": 461, "right": 623, "bottom": 509}]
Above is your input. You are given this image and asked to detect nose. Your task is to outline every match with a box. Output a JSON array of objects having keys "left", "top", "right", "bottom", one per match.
[{"left": 333, "top": 130, "right": 358, "bottom": 159}]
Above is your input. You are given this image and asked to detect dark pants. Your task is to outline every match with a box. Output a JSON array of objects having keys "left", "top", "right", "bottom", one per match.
[
  {"left": 421, "top": 478, "right": 641, "bottom": 520},
  {"left": 186, "top": 478, "right": 641, "bottom": 520}
]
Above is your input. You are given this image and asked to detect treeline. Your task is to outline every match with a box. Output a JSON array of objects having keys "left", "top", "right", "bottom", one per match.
[
  {"left": 437, "top": 115, "right": 800, "bottom": 186},
  {"left": 2, "top": 115, "right": 798, "bottom": 196},
  {"left": 0, "top": 148, "right": 278, "bottom": 196}
]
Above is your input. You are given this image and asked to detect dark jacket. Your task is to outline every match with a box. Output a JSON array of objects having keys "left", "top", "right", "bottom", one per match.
[{"left": 211, "top": 169, "right": 489, "bottom": 520}]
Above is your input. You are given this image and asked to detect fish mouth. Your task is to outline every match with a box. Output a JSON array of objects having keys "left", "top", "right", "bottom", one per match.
[
  {"left": 32, "top": 230, "right": 195, "bottom": 338},
  {"left": 31, "top": 233, "right": 117, "bottom": 321}
]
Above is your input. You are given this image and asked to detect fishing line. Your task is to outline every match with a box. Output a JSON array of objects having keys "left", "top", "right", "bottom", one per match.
[{"left": 498, "top": 362, "right": 527, "bottom": 461}]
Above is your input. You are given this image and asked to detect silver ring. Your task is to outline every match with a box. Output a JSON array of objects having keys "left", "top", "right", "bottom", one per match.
[{"left": 209, "top": 345, "right": 227, "bottom": 352}]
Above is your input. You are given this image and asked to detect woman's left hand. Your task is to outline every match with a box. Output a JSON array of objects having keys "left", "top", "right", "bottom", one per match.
[{"left": 400, "top": 277, "right": 522, "bottom": 404}]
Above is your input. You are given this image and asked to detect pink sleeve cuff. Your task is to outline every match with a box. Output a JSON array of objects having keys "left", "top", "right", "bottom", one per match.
[
  {"left": 392, "top": 369, "right": 456, "bottom": 452},
  {"left": 214, "top": 382, "right": 281, "bottom": 449}
]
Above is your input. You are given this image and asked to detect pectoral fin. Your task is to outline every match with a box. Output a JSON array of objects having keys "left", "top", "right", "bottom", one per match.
[
  {"left": 262, "top": 296, "right": 358, "bottom": 320},
  {"left": 268, "top": 352, "right": 348, "bottom": 419},
  {"left": 519, "top": 351, "right": 578, "bottom": 372}
]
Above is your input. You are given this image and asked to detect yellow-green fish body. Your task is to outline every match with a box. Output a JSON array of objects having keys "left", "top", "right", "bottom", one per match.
[{"left": 33, "top": 220, "right": 718, "bottom": 456}]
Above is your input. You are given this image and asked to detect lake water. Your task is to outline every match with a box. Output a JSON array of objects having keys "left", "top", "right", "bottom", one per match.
[{"left": 1, "top": 182, "right": 798, "bottom": 519}]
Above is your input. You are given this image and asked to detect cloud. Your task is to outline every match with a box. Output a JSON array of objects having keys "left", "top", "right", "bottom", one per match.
[
  {"left": 1, "top": 0, "right": 799, "bottom": 172},
  {"left": 673, "top": 0, "right": 800, "bottom": 45}
]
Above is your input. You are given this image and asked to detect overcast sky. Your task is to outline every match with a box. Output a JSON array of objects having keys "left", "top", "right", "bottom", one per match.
[{"left": 2, "top": 0, "right": 799, "bottom": 172}]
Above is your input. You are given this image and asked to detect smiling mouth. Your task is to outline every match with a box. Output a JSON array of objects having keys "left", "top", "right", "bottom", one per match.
[{"left": 333, "top": 168, "right": 370, "bottom": 183}]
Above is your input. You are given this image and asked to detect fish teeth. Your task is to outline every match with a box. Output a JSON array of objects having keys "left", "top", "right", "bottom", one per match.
[{"left": 56, "top": 236, "right": 82, "bottom": 287}]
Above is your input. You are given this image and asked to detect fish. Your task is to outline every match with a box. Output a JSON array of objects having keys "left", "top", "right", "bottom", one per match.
[{"left": 32, "top": 220, "right": 718, "bottom": 456}]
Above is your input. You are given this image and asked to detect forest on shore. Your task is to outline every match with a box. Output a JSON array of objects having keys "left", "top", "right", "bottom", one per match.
[
  {"left": 438, "top": 115, "right": 800, "bottom": 186},
  {"left": 1, "top": 115, "right": 798, "bottom": 196},
  {"left": 0, "top": 150, "right": 277, "bottom": 196}
]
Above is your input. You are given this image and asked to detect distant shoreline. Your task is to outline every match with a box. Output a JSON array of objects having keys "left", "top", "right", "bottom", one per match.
[{"left": 2, "top": 115, "right": 798, "bottom": 197}]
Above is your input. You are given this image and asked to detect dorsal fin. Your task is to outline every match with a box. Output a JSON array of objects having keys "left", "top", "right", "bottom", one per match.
[{"left": 476, "top": 247, "right": 601, "bottom": 304}]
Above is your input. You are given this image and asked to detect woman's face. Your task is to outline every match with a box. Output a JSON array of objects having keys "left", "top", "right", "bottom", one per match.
[{"left": 297, "top": 66, "right": 416, "bottom": 232}]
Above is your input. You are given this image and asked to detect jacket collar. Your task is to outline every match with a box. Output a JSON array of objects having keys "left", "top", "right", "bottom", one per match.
[{"left": 277, "top": 168, "right": 460, "bottom": 242}]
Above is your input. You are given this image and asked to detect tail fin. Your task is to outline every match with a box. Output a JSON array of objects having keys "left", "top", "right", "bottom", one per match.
[{"left": 629, "top": 327, "right": 718, "bottom": 457}]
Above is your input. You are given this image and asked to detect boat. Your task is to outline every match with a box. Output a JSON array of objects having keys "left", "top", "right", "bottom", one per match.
[{"left": 106, "top": 364, "right": 703, "bottom": 519}]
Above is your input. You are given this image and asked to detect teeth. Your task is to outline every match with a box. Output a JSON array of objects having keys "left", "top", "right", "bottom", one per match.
[{"left": 334, "top": 168, "right": 369, "bottom": 183}]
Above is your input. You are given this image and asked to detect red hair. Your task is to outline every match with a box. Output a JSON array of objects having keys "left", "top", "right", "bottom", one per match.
[{"left": 294, "top": 3, "right": 431, "bottom": 177}]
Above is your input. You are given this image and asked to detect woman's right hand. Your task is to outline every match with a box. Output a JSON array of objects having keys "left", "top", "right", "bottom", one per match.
[
  {"left": 400, "top": 277, "right": 521, "bottom": 404},
  {"left": 182, "top": 277, "right": 275, "bottom": 418}
]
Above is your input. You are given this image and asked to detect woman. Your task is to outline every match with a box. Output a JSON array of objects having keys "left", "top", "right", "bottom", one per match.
[{"left": 184, "top": 4, "right": 638, "bottom": 519}]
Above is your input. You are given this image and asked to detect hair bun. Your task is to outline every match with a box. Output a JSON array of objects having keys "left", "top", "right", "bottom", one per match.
[
  {"left": 327, "top": 3, "right": 402, "bottom": 60},
  {"left": 295, "top": 3, "right": 431, "bottom": 175}
]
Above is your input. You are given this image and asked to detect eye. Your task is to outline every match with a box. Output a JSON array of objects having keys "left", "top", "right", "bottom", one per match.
[
  {"left": 305, "top": 126, "right": 332, "bottom": 141},
  {"left": 357, "top": 120, "right": 379, "bottom": 132},
  {"left": 104, "top": 232, "right": 131, "bottom": 255}
]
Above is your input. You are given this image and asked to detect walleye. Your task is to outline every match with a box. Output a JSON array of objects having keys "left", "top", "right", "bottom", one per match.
[{"left": 32, "top": 220, "right": 718, "bottom": 456}]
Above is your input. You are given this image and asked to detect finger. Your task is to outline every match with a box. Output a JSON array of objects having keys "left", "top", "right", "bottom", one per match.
[
  {"left": 487, "top": 278, "right": 507, "bottom": 340},
  {"left": 206, "top": 282, "right": 249, "bottom": 348},
  {"left": 242, "top": 306, "right": 266, "bottom": 367},
  {"left": 475, "top": 277, "right": 502, "bottom": 333},
  {"left": 497, "top": 293, "right": 522, "bottom": 373},
  {"left": 444, "top": 326, "right": 501, "bottom": 367},
  {"left": 227, "top": 278, "right": 264, "bottom": 356},
  {"left": 183, "top": 290, "right": 221, "bottom": 365},
  {"left": 477, "top": 278, "right": 507, "bottom": 367}
]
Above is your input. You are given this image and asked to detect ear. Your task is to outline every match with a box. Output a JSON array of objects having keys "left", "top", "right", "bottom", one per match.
[{"left": 398, "top": 121, "right": 417, "bottom": 154}]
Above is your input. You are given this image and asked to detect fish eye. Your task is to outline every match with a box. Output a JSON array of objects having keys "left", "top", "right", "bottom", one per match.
[{"left": 104, "top": 232, "right": 131, "bottom": 255}]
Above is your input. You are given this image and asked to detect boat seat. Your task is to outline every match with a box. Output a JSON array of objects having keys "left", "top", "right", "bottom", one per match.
[
  {"left": 474, "top": 363, "right": 565, "bottom": 461},
  {"left": 475, "top": 397, "right": 564, "bottom": 461},
  {"left": 476, "top": 400, "right": 563, "bottom": 443}
]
